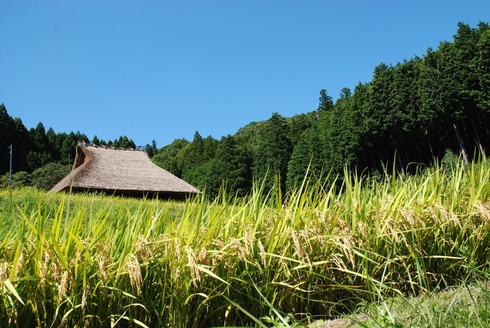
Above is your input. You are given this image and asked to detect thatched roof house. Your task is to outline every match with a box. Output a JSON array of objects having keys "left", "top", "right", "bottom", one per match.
[{"left": 51, "top": 143, "right": 200, "bottom": 199}]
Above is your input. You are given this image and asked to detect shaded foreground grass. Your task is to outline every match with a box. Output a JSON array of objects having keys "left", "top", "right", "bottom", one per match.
[
  {"left": 1, "top": 159, "right": 490, "bottom": 327},
  {"left": 311, "top": 277, "right": 490, "bottom": 327}
]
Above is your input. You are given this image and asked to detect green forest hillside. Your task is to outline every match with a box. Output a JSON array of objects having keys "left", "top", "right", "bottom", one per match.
[{"left": 1, "top": 22, "right": 489, "bottom": 196}]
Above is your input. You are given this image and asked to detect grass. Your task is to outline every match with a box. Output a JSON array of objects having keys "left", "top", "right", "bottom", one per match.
[
  {"left": 0, "top": 157, "right": 489, "bottom": 327},
  {"left": 310, "top": 276, "right": 490, "bottom": 327},
  {"left": 370, "top": 280, "right": 490, "bottom": 327}
]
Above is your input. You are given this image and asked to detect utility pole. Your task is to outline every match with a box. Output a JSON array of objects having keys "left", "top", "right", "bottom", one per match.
[{"left": 9, "top": 145, "right": 13, "bottom": 188}]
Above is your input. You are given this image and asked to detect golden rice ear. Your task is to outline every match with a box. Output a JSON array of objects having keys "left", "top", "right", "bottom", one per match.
[
  {"left": 0, "top": 261, "right": 8, "bottom": 285},
  {"left": 126, "top": 254, "right": 142, "bottom": 294},
  {"left": 2, "top": 158, "right": 490, "bottom": 326},
  {"left": 57, "top": 270, "right": 70, "bottom": 301},
  {"left": 185, "top": 246, "right": 201, "bottom": 288},
  {"left": 257, "top": 240, "right": 267, "bottom": 270},
  {"left": 291, "top": 229, "right": 304, "bottom": 260}
]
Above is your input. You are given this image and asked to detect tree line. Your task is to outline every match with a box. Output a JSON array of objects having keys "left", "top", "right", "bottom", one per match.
[
  {"left": 0, "top": 105, "right": 139, "bottom": 189},
  {"left": 2, "top": 22, "right": 489, "bottom": 196},
  {"left": 153, "top": 22, "right": 490, "bottom": 197}
]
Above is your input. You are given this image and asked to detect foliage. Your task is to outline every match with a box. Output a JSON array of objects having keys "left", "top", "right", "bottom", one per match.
[
  {"left": 253, "top": 113, "right": 292, "bottom": 194},
  {"left": 149, "top": 21, "right": 490, "bottom": 197},
  {"left": 0, "top": 158, "right": 490, "bottom": 326},
  {"left": 0, "top": 104, "right": 136, "bottom": 180},
  {"left": 312, "top": 276, "right": 490, "bottom": 327},
  {"left": 31, "top": 163, "right": 71, "bottom": 190},
  {"left": 0, "top": 172, "right": 32, "bottom": 189},
  {"left": 111, "top": 135, "right": 136, "bottom": 149},
  {"left": 145, "top": 140, "right": 158, "bottom": 158}
]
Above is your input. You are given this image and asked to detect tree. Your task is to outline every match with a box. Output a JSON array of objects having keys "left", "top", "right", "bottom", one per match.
[
  {"left": 145, "top": 140, "right": 158, "bottom": 158},
  {"left": 0, "top": 171, "right": 32, "bottom": 189},
  {"left": 29, "top": 123, "right": 49, "bottom": 152},
  {"left": 46, "top": 128, "right": 61, "bottom": 161},
  {"left": 317, "top": 89, "right": 334, "bottom": 112},
  {"left": 113, "top": 135, "right": 135, "bottom": 149},
  {"left": 366, "top": 62, "right": 406, "bottom": 169},
  {"left": 31, "top": 162, "right": 70, "bottom": 190},
  {"left": 253, "top": 113, "right": 292, "bottom": 194},
  {"left": 214, "top": 135, "right": 252, "bottom": 197},
  {"left": 476, "top": 23, "right": 490, "bottom": 112},
  {"left": 389, "top": 58, "right": 425, "bottom": 166},
  {"left": 152, "top": 138, "right": 189, "bottom": 177},
  {"left": 60, "top": 132, "right": 78, "bottom": 165},
  {"left": 327, "top": 88, "right": 361, "bottom": 174},
  {"left": 26, "top": 151, "right": 52, "bottom": 171},
  {"left": 177, "top": 132, "right": 220, "bottom": 191},
  {"left": 286, "top": 124, "right": 324, "bottom": 190},
  {"left": 0, "top": 104, "right": 17, "bottom": 174},
  {"left": 339, "top": 87, "right": 352, "bottom": 99},
  {"left": 288, "top": 112, "right": 316, "bottom": 147}
]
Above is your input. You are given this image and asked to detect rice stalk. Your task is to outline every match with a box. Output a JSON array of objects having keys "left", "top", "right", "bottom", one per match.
[{"left": 0, "top": 158, "right": 489, "bottom": 326}]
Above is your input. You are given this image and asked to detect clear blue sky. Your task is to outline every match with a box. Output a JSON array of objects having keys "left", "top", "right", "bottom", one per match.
[{"left": 1, "top": 1, "right": 489, "bottom": 147}]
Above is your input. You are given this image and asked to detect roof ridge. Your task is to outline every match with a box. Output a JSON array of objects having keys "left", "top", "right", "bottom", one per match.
[{"left": 77, "top": 140, "right": 146, "bottom": 152}]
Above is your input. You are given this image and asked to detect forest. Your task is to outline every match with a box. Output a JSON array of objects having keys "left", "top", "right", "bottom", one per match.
[{"left": 1, "top": 22, "right": 489, "bottom": 196}]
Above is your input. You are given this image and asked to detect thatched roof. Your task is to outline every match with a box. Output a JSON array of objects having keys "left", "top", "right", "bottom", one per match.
[{"left": 51, "top": 143, "right": 200, "bottom": 198}]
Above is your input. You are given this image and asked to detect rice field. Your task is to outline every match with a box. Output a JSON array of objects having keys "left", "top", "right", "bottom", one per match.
[{"left": 1, "top": 158, "right": 490, "bottom": 327}]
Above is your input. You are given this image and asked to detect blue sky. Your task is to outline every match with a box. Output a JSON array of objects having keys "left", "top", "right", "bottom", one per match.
[{"left": 1, "top": 1, "right": 489, "bottom": 147}]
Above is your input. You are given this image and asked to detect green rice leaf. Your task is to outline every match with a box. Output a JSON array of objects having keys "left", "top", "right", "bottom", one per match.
[{"left": 3, "top": 279, "right": 24, "bottom": 305}]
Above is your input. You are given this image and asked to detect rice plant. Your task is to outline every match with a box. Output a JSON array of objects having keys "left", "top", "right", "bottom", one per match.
[{"left": 0, "top": 157, "right": 489, "bottom": 327}]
